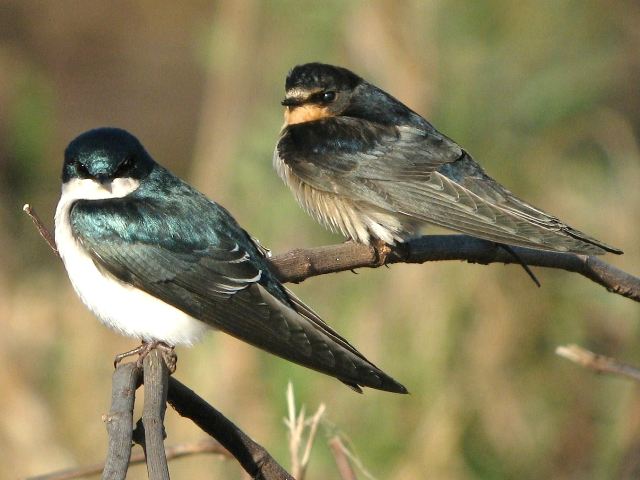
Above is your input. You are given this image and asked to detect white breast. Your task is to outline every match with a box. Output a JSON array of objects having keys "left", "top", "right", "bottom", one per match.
[
  {"left": 273, "top": 148, "right": 407, "bottom": 245},
  {"left": 54, "top": 178, "right": 210, "bottom": 346}
]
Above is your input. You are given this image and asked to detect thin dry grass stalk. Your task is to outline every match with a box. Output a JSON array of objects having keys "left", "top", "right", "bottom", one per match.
[
  {"left": 556, "top": 344, "right": 640, "bottom": 382},
  {"left": 285, "top": 382, "right": 326, "bottom": 480}
]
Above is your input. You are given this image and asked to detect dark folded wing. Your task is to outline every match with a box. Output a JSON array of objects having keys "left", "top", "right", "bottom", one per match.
[
  {"left": 278, "top": 117, "right": 462, "bottom": 186},
  {"left": 70, "top": 199, "right": 406, "bottom": 392},
  {"left": 278, "top": 117, "right": 620, "bottom": 254}
]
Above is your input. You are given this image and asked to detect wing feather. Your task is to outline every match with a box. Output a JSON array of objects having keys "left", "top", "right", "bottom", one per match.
[{"left": 70, "top": 194, "right": 406, "bottom": 393}]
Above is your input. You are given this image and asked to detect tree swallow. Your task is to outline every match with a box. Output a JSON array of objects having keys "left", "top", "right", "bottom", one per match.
[
  {"left": 274, "top": 62, "right": 622, "bottom": 255},
  {"left": 54, "top": 127, "right": 407, "bottom": 394}
]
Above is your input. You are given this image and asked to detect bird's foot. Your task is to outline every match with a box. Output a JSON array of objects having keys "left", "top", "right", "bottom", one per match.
[
  {"left": 371, "top": 238, "right": 409, "bottom": 266},
  {"left": 113, "top": 343, "right": 147, "bottom": 368},
  {"left": 157, "top": 343, "right": 178, "bottom": 374},
  {"left": 113, "top": 341, "right": 177, "bottom": 374},
  {"left": 372, "top": 238, "right": 393, "bottom": 266}
]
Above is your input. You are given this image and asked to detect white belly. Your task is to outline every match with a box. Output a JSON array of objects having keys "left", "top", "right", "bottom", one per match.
[{"left": 54, "top": 178, "right": 210, "bottom": 346}]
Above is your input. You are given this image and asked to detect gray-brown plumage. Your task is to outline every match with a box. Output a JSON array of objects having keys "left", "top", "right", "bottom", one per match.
[{"left": 274, "top": 63, "right": 622, "bottom": 256}]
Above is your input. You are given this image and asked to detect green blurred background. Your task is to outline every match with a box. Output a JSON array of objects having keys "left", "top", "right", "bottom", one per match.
[{"left": 2, "top": 1, "right": 639, "bottom": 478}]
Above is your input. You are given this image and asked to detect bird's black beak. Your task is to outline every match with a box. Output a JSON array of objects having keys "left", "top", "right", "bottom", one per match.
[
  {"left": 281, "top": 97, "right": 303, "bottom": 107},
  {"left": 96, "top": 175, "right": 113, "bottom": 193}
]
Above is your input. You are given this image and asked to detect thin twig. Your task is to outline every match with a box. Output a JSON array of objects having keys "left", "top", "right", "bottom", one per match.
[
  {"left": 141, "top": 350, "right": 171, "bottom": 480},
  {"left": 23, "top": 204, "right": 58, "bottom": 255},
  {"left": 269, "top": 236, "right": 639, "bottom": 302},
  {"left": 102, "top": 363, "right": 142, "bottom": 480},
  {"left": 167, "top": 377, "right": 295, "bottom": 480},
  {"left": 26, "top": 439, "right": 230, "bottom": 480},
  {"left": 556, "top": 344, "right": 640, "bottom": 382}
]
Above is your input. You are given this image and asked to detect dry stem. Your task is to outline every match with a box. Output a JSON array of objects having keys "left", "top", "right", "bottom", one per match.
[{"left": 556, "top": 344, "right": 640, "bottom": 382}]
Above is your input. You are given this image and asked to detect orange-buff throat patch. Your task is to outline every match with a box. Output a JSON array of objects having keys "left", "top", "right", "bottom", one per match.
[{"left": 284, "top": 105, "right": 332, "bottom": 125}]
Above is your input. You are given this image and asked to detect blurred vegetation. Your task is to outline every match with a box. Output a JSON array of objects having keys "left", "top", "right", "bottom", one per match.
[{"left": 1, "top": 1, "right": 639, "bottom": 479}]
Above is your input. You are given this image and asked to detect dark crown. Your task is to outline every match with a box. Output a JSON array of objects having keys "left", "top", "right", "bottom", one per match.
[
  {"left": 285, "top": 63, "right": 362, "bottom": 92},
  {"left": 63, "top": 127, "right": 153, "bottom": 182}
]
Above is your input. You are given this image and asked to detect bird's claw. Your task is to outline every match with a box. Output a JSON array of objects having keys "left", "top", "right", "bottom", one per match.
[
  {"left": 113, "top": 341, "right": 177, "bottom": 374},
  {"left": 372, "top": 239, "right": 393, "bottom": 267}
]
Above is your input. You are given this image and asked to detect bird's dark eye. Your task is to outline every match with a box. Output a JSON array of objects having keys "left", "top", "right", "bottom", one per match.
[
  {"left": 321, "top": 91, "right": 336, "bottom": 103},
  {"left": 310, "top": 90, "right": 337, "bottom": 104},
  {"left": 75, "top": 160, "right": 90, "bottom": 178},
  {"left": 116, "top": 155, "right": 135, "bottom": 176}
]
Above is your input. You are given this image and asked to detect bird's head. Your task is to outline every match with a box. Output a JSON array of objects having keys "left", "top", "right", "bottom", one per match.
[
  {"left": 62, "top": 128, "right": 154, "bottom": 199},
  {"left": 281, "top": 62, "right": 421, "bottom": 128},
  {"left": 281, "top": 62, "right": 363, "bottom": 126}
]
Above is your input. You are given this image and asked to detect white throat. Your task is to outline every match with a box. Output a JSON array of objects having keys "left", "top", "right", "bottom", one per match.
[{"left": 59, "top": 177, "right": 141, "bottom": 203}]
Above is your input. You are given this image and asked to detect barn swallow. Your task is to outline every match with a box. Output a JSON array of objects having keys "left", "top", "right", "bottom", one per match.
[
  {"left": 54, "top": 127, "right": 407, "bottom": 393},
  {"left": 274, "top": 62, "right": 622, "bottom": 255}
]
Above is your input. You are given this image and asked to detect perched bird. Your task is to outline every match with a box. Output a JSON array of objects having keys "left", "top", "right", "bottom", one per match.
[
  {"left": 274, "top": 62, "right": 622, "bottom": 255},
  {"left": 54, "top": 127, "right": 406, "bottom": 394}
]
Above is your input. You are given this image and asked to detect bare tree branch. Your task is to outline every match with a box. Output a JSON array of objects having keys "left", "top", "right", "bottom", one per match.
[
  {"left": 32, "top": 357, "right": 294, "bottom": 480},
  {"left": 269, "top": 235, "right": 640, "bottom": 303},
  {"left": 102, "top": 363, "right": 142, "bottom": 480},
  {"left": 25, "top": 439, "right": 230, "bottom": 480},
  {"left": 167, "top": 377, "right": 295, "bottom": 480},
  {"left": 556, "top": 344, "right": 640, "bottom": 382},
  {"left": 22, "top": 204, "right": 639, "bottom": 302},
  {"left": 141, "top": 350, "right": 171, "bottom": 480}
]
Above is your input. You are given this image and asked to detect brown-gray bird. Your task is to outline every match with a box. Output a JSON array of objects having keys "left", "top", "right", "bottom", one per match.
[{"left": 274, "top": 62, "right": 622, "bottom": 256}]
